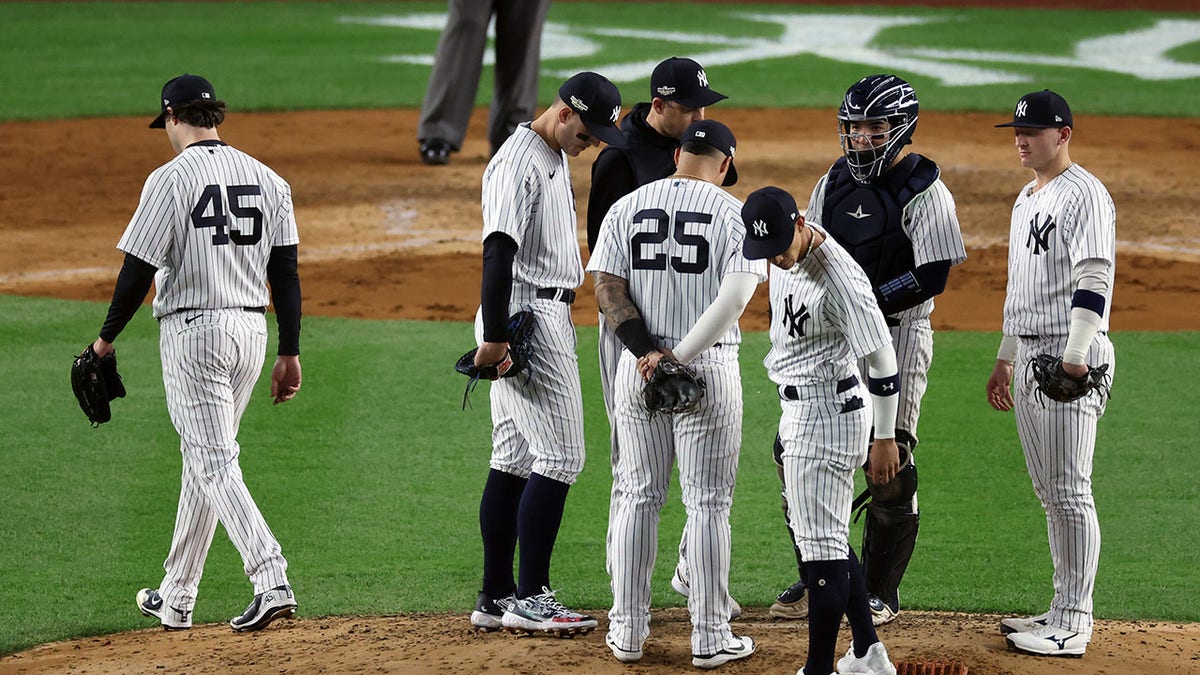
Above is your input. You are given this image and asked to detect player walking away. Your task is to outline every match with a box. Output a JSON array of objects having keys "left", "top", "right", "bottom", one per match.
[
  {"left": 585, "top": 56, "right": 741, "bottom": 617},
  {"left": 987, "top": 90, "right": 1116, "bottom": 658},
  {"left": 416, "top": 0, "right": 551, "bottom": 164},
  {"left": 589, "top": 120, "right": 763, "bottom": 668},
  {"left": 770, "top": 74, "right": 966, "bottom": 626},
  {"left": 467, "top": 72, "right": 624, "bottom": 637},
  {"left": 87, "top": 74, "right": 302, "bottom": 632},
  {"left": 742, "top": 186, "right": 900, "bottom": 675}
]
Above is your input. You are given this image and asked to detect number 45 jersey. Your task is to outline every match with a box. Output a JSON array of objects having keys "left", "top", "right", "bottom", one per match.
[
  {"left": 117, "top": 140, "right": 300, "bottom": 319},
  {"left": 588, "top": 177, "right": 767, "bottom": 350}
]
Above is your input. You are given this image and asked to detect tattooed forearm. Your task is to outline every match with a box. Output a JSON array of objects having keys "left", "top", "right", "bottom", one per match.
[{"left": 592, "top": 271, "right": 642, "bottom": 329}]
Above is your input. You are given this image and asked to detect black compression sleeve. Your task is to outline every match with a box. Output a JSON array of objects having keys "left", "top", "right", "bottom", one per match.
[
  {"left": 267, "top": 245, "right": 302, "bottom": 356},
  {"left": 481, "top": 233, "right": 518, "bottom": 342},
  {"left": 876, "top": 259, "right": 952, "bottom": 316},
  {"left": 99, "top": 254, "right": 157, "bottom": 343},
  {"left": 587, "top": 148, "right": 636, "bottom": 253}
]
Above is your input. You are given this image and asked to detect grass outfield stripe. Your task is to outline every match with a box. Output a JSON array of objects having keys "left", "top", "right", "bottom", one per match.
[
  {"left": 0, "top": 2, "right": 1196, "bottom": 121},
  {"left": 0, "top": 294, "right": 1197, "bottom": 654}
]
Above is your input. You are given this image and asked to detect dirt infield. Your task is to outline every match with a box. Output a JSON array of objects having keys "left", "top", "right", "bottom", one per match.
[{"left": 2, "top": 107, "right": 1198, "bottom": 672}]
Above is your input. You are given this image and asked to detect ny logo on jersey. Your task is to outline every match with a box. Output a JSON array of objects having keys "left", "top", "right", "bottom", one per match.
[
  {"left": 697, "top": 69, "right": 709, "bottom": 88},
  {"left": 1015, "top": 99, "right": 1029, "bottom": 118},
  {"left": 782, "top": 294, "right": 811, "bottom": 339},
  {"left": 750, "top": 219, "right": 769, "bottom": 237},
  {"left": 1026, "top": 213, "right": 1056, "bottom": 255}
]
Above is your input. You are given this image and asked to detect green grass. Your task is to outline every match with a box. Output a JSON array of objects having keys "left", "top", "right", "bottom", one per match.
[
  {"left": 0, "top": 2, "right": 1196, "bottom": 120},
  {"left": 1, "top": 295, "right": 1197, "bottom": 654}
]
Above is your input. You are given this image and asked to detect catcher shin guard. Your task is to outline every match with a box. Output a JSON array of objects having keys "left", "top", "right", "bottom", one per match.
[{"left": 860, "top": 431, "right": 919, "bottom": 609}]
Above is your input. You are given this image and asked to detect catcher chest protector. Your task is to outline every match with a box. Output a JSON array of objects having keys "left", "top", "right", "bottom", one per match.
[
  {"left": 860, "top": 431, "right": 920, "bottom": 609},
  {"left": 822, "top": 154, "right": 939, "bottom": 291}
]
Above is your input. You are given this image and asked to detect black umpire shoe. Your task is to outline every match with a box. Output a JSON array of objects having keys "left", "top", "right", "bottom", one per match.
[
  {"left": 419, "top": 138, "right": 451, "bottom": 165},
  {"left": 229, "top": 584, "right": 296, "bottom": 632}
]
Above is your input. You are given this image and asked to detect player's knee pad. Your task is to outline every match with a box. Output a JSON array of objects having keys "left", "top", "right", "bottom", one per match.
[{"left": 864, "top": 429, "right": 918, "bottom": 509}]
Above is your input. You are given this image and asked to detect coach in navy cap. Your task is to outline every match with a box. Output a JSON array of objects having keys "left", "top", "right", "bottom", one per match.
[
  {"left": 652, "top": 56, "right": 728, "bottom": 109},
  {"left": 995, "top": 89, "right": 1073, "bottom": 129},
  {"left": 679, "top": 119, "right": 738, "bottom": 186},
  {"left": 559, "top": 71, "right": 625, "bottom": 148}
]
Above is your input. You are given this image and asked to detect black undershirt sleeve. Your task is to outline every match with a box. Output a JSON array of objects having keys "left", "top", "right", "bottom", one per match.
[
  {"left": 587, "top": 148, "right": 636, "bottom": 253},
  {"left": 99, "top": 254, "right": 157, "bottom": 343},
  {"left": 267, "top": 244, "right": 302, "bottom": 356},
  {"left": 481, "top": 233, "right": 518, "bottom": 342}
]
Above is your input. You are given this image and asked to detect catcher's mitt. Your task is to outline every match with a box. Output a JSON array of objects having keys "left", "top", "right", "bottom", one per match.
[
  {"left": 71, "top": 344, "right": 126, "bottom": 427},
  {"left": 1029, "top": 353, "right": 1111, "bottom": 404},
  {"left": 643, "top": 358, "right": 706, "bottom": 414},
  {"left": 455, "top": 310, "right": 537, "bottom": 408}
]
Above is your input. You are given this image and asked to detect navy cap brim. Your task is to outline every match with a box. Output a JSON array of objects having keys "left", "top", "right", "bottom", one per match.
[
  {"left": 672, "top": 89, "right": 728, "bottom": 109},
  {"left": 995, "top": 121, "right": 1064, "bottom": 128},
  {"left": 721, "top": 162, "right": 738, "bottom": 187},
  {"left": 149, "top": 112, "right": 167, "bottom": 129},
  {"left": 742, "top": 227, "right": 794, "bottom": 260},
  {"left": 585, "top": 120, "right": 625, "bottom": 148}
]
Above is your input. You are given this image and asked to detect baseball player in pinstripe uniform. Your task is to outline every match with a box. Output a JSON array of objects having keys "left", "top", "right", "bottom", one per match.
[
  {"left": 585, "top": 56, "right": 741, "bottom": 617},
  {"left": 589, "top": 120, "right": 763, "bottom": 668},
  {"left": 987, "top": 90, "right": 1116, "bottom": 658},
  {"left": 467, "top": 72, "right": 624, "bottom": 637},
  {"left": 742, "top": 186, "right": 900, "bottom": 675},
  {"left": 88, "top": 74, "right": 301, "bottom": 632},
  {"left": 770, "top": 74, "right": 966, "bottom": 626}
]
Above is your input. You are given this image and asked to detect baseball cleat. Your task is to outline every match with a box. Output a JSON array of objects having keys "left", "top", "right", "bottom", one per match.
[
  {"left": 692, "top": 634, "right": 756, "bottom": 669},
  {"left": 418, "top": 138, "right": 451, "bottom": 165},
  {"left": 769, "top": 578, "right": 809, "bottom": 619},
  {"left": 500, "top": 587, "right": 597, "bottom": 637},
  {"left": 868, "top": 595, "right": 898, "bottom": 626},
  {"left": 1000, "top": 611, "right": 1050, "bottom": 635},
  {"left": 671, "top": 562, "right": 743, "bottom": 620},
  {"left": 136, "top": 588, "right": 191, "bottom": 630},
  {"left": 1005, "top": 623, "right": 1089, "bottom": 657},
  {"left": 836, "top": 641, "right": 898, "bottom": 675},
  {"left": 606, "top": 632, "right": 644, "bottom": 663},
  {"left": 470, "top": 591, "right": 516, "bottom": 632},
  {"left": 229, "top": 584, "right": 296, "bottom": 632}
]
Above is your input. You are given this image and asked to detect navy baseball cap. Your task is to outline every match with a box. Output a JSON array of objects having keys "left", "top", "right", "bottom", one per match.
[
  {"left": 995, "top": 89, "right": 1073, "bottom": 129},
  {"left": 741, "top": 187, "right": 801, "bottom": 260},
  {"left": 680, "top": 119, "right": 738, "bottom": 186},
  {"left": 559, "top": 72, "right": 624, "bottom": 147},
  {"left": 651, "top": 57, "right": 727, "bottom": 109},
  {"left": 150, "top": 74, "right": 216, "bottom": 128}
]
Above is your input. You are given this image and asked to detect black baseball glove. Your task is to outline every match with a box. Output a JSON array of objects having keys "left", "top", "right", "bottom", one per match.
[
  {"left": 643, "top": 358, "right": 706, "bottom": 414},
  {"left": 71, "top": 344, "right": 126, "bottom": 427},
  {"left": 1029, "top": 353, "right": 1111, "bottom": 404},
  {"left": 455, "top": 311, "right": 537, "bottom": 407}
]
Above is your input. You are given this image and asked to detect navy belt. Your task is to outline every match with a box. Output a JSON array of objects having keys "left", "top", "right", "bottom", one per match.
[
  {"left": 536, "top": 288, "right": 576, "bottom": 304},
  {"left": 780, "top": 375, "right": 859, "bottom": 401},
  {"left": 885, "top": 316, "right": 901, "bottom": 328}
]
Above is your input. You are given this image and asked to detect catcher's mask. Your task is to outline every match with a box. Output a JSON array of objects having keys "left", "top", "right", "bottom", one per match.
[{"left": 837, "top": 74, "right": 919, "bottom": 184}]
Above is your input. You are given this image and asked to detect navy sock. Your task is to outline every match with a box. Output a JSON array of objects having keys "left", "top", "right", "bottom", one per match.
[
  {"left": 805, "top": 559, "right": 850, "bottom": 675},
  {"left": 479, "top": 469, "right": 526, "bottom": 598},
  {"left": 847, "top": 548, "right": 880, "bottom": 658},
  {"left": 516, "top": 473, "right": 571, "bottom": 598}
]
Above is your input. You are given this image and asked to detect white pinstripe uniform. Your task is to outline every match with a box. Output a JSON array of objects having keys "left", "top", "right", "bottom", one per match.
[
  {"left": 805, "top": 170, "right": 965, "bottom": 447},
  {"left": 473, "top": 123, "right": 586, "bottom": 484},
  {"left": 588, "top": 177, "right": 766, "bottom": 655},
  {"left": 118, "top": 141, "right": 298, "bottom": 617},
  {"left": 1004, "top": 163, "right": 1115, "bottom": 634},
  {"left": 766, "top": 232, "right": 893, "bottom": 564}
]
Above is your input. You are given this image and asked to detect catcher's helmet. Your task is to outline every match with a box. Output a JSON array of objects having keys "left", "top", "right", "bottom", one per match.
[{"left": 837, "top": 74, "right": 919, "bottom": 184}]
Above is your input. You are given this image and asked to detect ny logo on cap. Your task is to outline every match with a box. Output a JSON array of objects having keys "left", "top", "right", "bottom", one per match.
[
  {"left": 751, "top": 219, "right": 769, "bottom": 237},
  {"left": 611, "top": 106, "right": 620, "bottom": 124},
  {"left": 570, "top": 95, "right": 589, "bottom": 112},
  {"left": 1015, "top": 100, "right": 1028, "bottom": 117},
  {"left": 729, "top": 146, "right": 735, "bottom": 158},
  {"left": 697, "top": 69, "right": 709, "bottom": 88}
]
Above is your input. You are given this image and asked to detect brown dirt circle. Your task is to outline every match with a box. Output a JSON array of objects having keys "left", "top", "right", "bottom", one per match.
[{"left": 1, "top": 108, "right": 1198, "bottom": 673}]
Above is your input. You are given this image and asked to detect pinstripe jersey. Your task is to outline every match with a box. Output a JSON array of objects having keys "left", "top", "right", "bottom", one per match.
[
  {"left": 804, "top": 170, "right": 965, "bottom": 322},
  {"left": 117, "top": 141, "right": 299, "bottom": 319},
  {"left": 482, "top": 123, "right": 582, "bottom": 290},
  {"left": 587, "top": 177, "right": 767, "bottom": 348},
  {"left": 1003, "top": 163, "right": 1115, "bottom": 336},
  {"left": 765, "top": 232, "right": 892, "bottom": 385}
]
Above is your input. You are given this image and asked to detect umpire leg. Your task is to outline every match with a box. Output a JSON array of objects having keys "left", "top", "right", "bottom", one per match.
[
  {"left": 490, "top": 0, "right": 549, "bottom": 154},
  {"left": 417, "top": 0, "right": 491, "bottom": 150}
]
